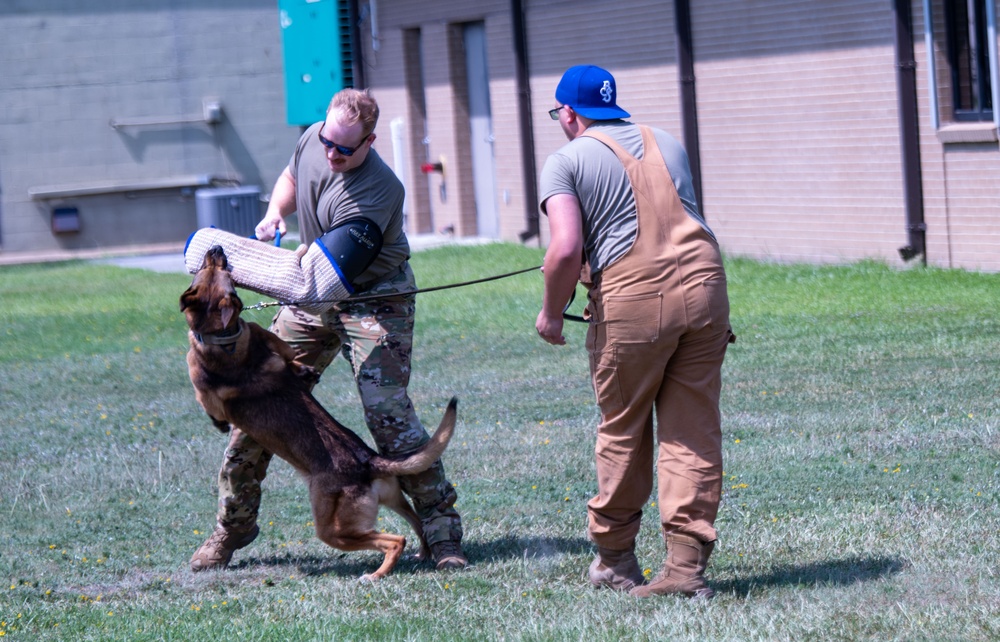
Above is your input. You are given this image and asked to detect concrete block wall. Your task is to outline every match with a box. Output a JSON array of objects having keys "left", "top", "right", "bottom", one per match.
[{"left": 0, "top": 0, "right": 299, "bottom": 256}]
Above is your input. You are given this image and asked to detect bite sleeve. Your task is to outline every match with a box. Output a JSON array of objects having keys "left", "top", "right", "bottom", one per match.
[{"left": 184, "top": 228, "right": 352, "bottom": 313}]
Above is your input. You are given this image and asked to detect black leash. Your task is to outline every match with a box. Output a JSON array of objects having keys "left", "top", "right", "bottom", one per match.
[
  {"left": 562, "top": 288, "right": 589, "bottom": 323},
  {"left": 243, "top": 264, "right": 543, "bottom": 311},
  {"left": 243, "top": 261, "right": 592, "bottom": 324}
]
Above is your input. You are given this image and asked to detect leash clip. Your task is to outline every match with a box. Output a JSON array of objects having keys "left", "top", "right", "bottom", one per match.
[{"left": 243, "top": 300, "right": 281, "bottom": 312}]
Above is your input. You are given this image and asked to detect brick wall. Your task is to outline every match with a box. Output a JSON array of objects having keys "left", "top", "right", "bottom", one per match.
[
  {"left": 690, "top": 0, "right": 907, "bottom": 265},
  {"left": 363, "top": 0, "right": 1000, "bottom": 272},
  {"left": 916, "top": 0, "right": 1000, "bottom": 271}
]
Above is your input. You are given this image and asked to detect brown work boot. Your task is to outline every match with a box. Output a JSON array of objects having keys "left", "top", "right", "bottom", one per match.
[
  {"left": 588, "top": 545, "right": 646, "bottom": 591},
  {"left": 631, "top": 533, "right": 715, "bottom": 599},
  {"left": 430, "top": 540, "right": 468, "bottom": 570},
  {"left": 189, "top": 524, "right": 259, "bottom": 572}
]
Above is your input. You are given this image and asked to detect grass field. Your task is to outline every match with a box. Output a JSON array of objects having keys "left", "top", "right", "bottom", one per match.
[{"left": 1, "top": 243, "right": 998, "bottom": 641}]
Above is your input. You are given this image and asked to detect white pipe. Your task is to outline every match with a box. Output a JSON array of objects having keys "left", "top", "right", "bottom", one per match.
[
  {"left": 923, "top": 0, "right": 939, "bottom": 130},
  {"left": 390, "top": 117, "right": 409, "bottom": 220},
  {"left": 369, "top": 0, "right": 380, "bottom": 52}
]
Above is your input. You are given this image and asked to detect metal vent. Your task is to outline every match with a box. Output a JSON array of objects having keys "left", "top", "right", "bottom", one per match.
[{"left": 195, "top": 186, "right": 260, "bottom": 237}]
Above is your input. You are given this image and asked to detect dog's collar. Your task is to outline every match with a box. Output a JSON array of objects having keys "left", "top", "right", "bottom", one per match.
[{"left": 193, "top": 323, "right": 243, "bottom": 347}]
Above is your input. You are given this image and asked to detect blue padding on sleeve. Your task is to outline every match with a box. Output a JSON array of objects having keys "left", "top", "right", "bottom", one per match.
[
  {"left": 315, "top": 239, "right": 355, "bottom": 295},
  {"left": 183, "top": 230, "right": 197, "bottom": 256},
  {"left": 184, "top": 226, "right": 217, "bottom": 257}
]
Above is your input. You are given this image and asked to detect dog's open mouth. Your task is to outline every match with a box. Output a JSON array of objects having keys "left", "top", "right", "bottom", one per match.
[
  {"left": 203, "top": 245, "right": 229, "bottom": 270},
  {"left": 180, "top": 247, "right": 243, "bottom": 341}
]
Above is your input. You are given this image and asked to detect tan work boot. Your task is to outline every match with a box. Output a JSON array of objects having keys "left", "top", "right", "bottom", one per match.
[
  {"left": 430, "top": 540, "right": 468, "bottom": 570},
  {"left": 189, "top": 524, "right": 259, "bottom": 572},
  {"left": 589, "top": 545, "right": 646, "bottom": 591},
  {"left": 631, "top": 532, "right": 715, "bottom": 599}
]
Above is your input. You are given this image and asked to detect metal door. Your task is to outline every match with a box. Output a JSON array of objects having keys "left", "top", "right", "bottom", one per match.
[{"left": 463, "top": 22, "right": 499, "bottom": 238}]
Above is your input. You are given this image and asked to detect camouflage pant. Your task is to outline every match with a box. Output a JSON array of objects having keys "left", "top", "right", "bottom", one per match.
[{"left": 214, "top": 263, "right": 462, "bottom": 545}]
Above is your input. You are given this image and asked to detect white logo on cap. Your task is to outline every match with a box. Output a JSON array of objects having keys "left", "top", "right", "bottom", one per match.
[{"left": 600, "top": 80, "right": 613, "bottom": 104}]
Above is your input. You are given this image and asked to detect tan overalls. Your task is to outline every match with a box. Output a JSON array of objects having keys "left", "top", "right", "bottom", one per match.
[{"left": 582, "top": 126, "right": 734, "bottom": 549}]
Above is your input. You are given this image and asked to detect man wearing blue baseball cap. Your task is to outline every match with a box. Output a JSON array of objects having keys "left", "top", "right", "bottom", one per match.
[{"left": 535, "top": 65, "right": 735, "bottom": 599}]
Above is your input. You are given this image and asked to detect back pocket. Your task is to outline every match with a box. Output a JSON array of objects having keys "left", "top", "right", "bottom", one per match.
[{"left": 604, "top": 292, "right": 661, "bottom": 344}]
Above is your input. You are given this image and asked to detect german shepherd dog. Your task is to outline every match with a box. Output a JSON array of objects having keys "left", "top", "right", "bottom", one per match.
[{"left": 180, "top": 245, "right": 457, "bottom": 581}]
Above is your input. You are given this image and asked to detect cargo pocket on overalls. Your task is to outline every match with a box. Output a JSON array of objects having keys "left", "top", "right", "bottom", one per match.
[
  {"left": 590, "top": 346, "right": 624, "bottom": 416},
  {"left": 700, "top": 278, "right": 730, "bottom": 331}
]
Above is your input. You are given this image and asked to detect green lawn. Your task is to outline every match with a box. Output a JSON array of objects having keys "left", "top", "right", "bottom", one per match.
[{"left": 1, "top": 244, "right": 997, "bottom": 641}]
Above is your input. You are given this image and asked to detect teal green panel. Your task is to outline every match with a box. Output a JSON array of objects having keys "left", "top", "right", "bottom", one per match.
[{"left": 279, "top": 0, "right": 349, "bottom": 127}]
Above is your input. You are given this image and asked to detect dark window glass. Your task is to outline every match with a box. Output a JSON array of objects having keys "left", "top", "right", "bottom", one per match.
[{"left": 945, "top": 0, "right": 993, "bottom": 121}]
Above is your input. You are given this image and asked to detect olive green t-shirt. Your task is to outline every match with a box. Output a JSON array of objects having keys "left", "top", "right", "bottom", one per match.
[{"left": 289, "top": 121, "right": 409, "bottom": 289}]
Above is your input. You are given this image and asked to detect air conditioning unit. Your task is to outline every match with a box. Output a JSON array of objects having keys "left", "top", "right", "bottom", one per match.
[{"left": 195, "top": 186, "right": 261, "bottom": 237}]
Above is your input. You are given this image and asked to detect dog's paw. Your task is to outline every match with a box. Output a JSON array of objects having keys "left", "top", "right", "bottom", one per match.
[
  {"left": 358, "top": 573, "right": 380, "bottom": 583},
  {"left": 291, "top": 362, "right": 320, "bottom": 385}
]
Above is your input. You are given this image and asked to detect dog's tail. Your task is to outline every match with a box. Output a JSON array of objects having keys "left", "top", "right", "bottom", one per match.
[{"left": 372, "top": 397, "right": 457, "bottom": 477}]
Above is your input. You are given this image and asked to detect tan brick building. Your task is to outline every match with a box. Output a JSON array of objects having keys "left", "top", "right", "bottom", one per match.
[{"left": 357, "top": 0, "right": 1000, "bottom": 272}]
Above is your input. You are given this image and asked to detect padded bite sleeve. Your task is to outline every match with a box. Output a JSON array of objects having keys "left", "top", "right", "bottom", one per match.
[{"left": 184, "top": 228, "right": 352, "bottom": 313}]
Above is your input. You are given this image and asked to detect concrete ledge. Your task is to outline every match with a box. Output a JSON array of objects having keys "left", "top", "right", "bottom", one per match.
[
  {"left": 936, "top": 123, "right": 999, "bottom": 144},
  {"left": 28, "top": 175, "right": 240, "bottom": 200},
  {"left": 0, "top": 242, "right": 186, "bottom": 268},
  {"left": 0, "top": 234, "right": 496, "bottom": 269}
]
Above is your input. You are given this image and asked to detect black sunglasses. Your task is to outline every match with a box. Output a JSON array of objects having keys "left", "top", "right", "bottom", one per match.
[
  {"left": 548, "top": 105, "right": 567, "bottom": 120},
  {"left": 317, "top": 130, "right": 372, "bottom": 156}
]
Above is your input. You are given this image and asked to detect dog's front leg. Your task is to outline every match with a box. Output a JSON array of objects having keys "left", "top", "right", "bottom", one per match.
[
  {"left": 256, "top": 323, "right": 320, "bottom": 385},
  {"left": 208, "top": 414, "right": 231, "bottom": 433},
  {"left": 290, "top": 361, "right": 320, "bottom": 386}
]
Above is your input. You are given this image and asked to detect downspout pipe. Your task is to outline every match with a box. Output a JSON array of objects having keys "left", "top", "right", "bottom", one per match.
[
  {"left": 893, "top": 0, "right": 927, "bottom": 263},
  {"left": 674, "top": 0, "right": 704, "bottom": 216},
  {"left": 347, "top": 0, "right": 366, "bottom": 89},
  {"left": 513, "top": 0, "right": 540, "bottom": 243}
]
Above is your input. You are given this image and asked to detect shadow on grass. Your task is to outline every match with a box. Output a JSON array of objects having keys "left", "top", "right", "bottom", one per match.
[
  {"left": 465, "top": 534, "right": 593, "bottom": 563},
  {"left": 235, "top": 534, "right": 593, "bottom": 578},
  {"left": 236, "top": 551, "right": 420, "bottom": 579},
  {"left": 713, "top": 555, "right": 908, "bottom": 597}
]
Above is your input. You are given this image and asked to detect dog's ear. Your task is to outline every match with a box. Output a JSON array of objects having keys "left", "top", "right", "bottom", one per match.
[
  {"left": 179, "top": 286, "right": 197, "bottom": 312},
  {"left": 219, "top": 300, "right": 235, "bottom": 328},
  {"left": 218, "top": 292, "right": 242, "bottom": 327}
]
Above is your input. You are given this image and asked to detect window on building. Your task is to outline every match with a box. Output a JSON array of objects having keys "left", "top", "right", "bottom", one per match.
[{"left": 945, "top": 0, "right": 994, "bottom": 121}]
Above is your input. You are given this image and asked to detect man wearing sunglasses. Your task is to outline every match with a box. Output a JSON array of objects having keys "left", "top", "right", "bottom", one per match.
[
  {"left": 535, "top": 65, "right": 734, "bottom": 598},
  {"left": 189, "top": 88, "right": 467, "bottom": 574}
]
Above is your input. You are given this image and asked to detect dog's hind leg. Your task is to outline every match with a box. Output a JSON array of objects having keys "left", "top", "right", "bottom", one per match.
[
  {"left": 375, "top": 478, "right": 430, "bottom": 561},
  {"left": 311, "top": 482, "right": 407, "bottom": 581},
  {"left": 322, "top": 532, "right": 409, "bottom": 582}
]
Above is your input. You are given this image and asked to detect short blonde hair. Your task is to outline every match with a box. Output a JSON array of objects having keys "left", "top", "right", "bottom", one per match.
[{"left": 327, "top": 88, "right": 379, "bottom": 134}]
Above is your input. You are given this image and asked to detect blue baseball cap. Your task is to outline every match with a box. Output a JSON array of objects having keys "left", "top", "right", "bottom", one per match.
[{"left": 555, "top": 65, "right": 630, "bottom": 120}]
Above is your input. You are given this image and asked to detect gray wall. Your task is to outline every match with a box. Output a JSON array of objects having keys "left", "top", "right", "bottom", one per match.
[{"left": 0, "top": 0, "right": 300, "bottom": 256}]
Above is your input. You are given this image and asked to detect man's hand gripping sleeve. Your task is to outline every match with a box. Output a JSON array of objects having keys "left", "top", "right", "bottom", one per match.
[{"left": 184, "top": 228, "right": 352, "bottom": 313}]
